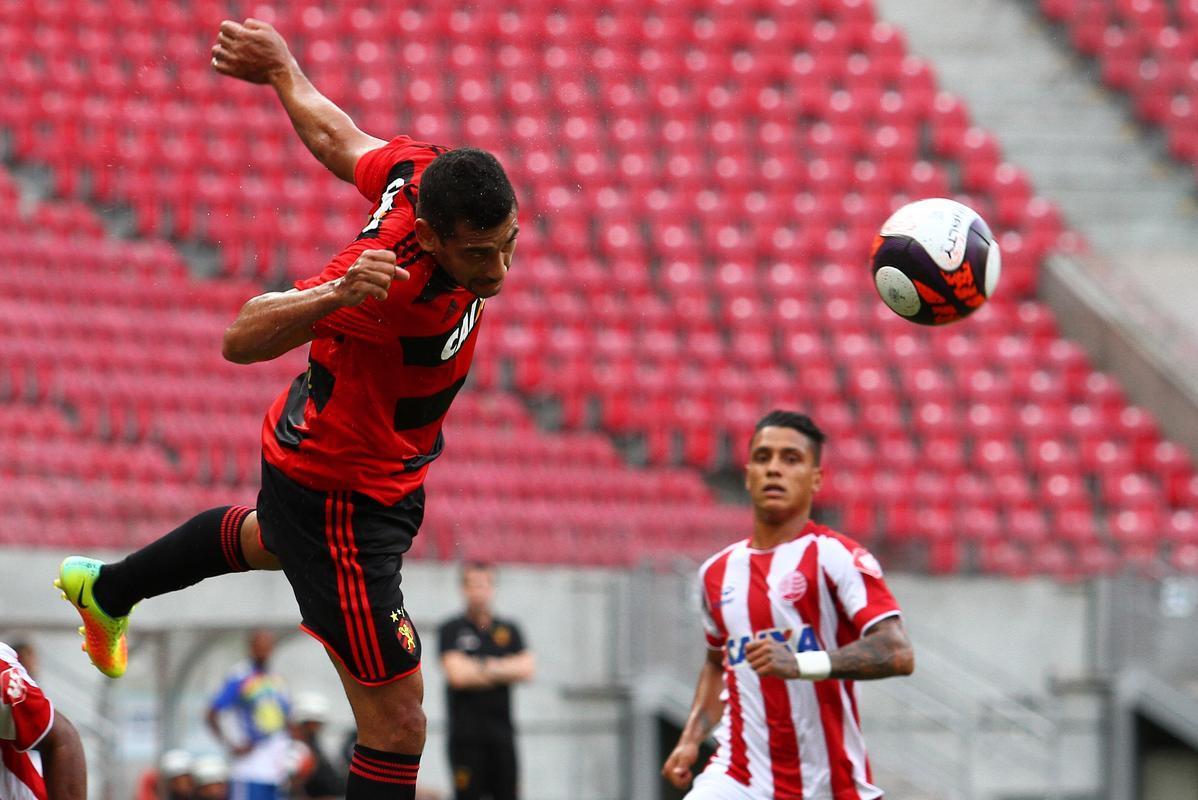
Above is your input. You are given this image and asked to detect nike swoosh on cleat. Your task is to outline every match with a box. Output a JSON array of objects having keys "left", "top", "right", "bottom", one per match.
[{"left": 76, "top": 584, "right": 88, "bottom": 610}]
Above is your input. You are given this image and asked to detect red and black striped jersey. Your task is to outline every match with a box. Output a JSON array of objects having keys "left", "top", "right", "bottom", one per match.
[{"left": 261, "top": 136, "right": 485, "bottom": 505}]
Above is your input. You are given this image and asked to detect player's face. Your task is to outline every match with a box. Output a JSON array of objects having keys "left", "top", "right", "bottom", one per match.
[
  {"left": 744, "top": 426, "right": 822, "bottom": 521},
  {"left": 462, "top": 567, "right": 495, "bottom": 612},
  {"left": 417, "top": 209, "right": 519, "bottom": 298}
]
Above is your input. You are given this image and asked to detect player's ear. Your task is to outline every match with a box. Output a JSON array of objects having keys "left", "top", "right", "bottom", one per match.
[
  {"left": 414, "top": 218, "right": 439, "bottom": 253},
  {"left": 811, "top": 466, "right": 823, "bottom": 494}
]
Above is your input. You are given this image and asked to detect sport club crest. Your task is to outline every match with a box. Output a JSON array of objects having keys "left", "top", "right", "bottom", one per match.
[
  {"left": 492, "top": 625, "right": 512, "bottom": 648},
  {"left": 777, "top": 571, "right": 808, "bottom": 602},
  {"left": 852, "top": 547, "right": 884, "bottom": 579},
  {"left": 396, "top": 618, "right": 417, "bottom": 655},
  {"left": 1, "top": 668, "right": 28, "bottom": 706}
]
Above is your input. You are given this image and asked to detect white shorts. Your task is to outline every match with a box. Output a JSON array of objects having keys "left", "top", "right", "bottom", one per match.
[{"left": 684, "top": 771, "right": 760, "bottom": 800}]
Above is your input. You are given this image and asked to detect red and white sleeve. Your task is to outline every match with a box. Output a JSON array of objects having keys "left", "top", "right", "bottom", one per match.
[
  {"left": 0, "top": 657, "right": 54, "bottom": 752},
  {"left": 821, "top": 534, "right": 902, "bottom": 638},
  {"left": 697, "top": 564, "right": 727, "bottom": 651}
]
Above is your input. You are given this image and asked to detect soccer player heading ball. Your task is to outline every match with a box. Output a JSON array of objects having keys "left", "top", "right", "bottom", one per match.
[
  {"left": 663, "top": 411, "right": 915, "bottom": 800},
  {"left": 54, "top": 19, "right": 516, "bottom": 800}
]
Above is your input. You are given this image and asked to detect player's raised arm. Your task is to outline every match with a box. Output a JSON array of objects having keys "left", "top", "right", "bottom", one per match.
[
  {"left": 210, "top": 18, "right": 386, "bottom": 183},
  {"left": 662, "top": 648, "right": 724, "bottom": 789}
]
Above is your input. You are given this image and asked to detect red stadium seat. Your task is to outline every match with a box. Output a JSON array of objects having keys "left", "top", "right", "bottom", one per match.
[{"left": 2, "top": 1, "right": 1187, "bottom": 575}]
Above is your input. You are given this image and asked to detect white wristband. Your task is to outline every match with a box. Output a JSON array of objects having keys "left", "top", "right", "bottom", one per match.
[{"left": 794, "top": 651, "right": 832, "bottom": 681}]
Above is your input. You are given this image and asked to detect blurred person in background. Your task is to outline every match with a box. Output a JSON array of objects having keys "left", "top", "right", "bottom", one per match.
[
  {"left": 159, "top": 750, "right": 196, "bottom": 800},
  {"left": 192, "top": 757, "right": 230, "bottom": 800},
  {"left": 1, "top": 641, "right": 86, "bottom": 800},
  {"left": 438, "top": 564, "right": 534, "bottom": 800},
  {"left": 136, "top": 749, "right": 195, "bottom": 800},
  {"left": 286, "top": 692, "right": 344, "bottom": 800},
  {"left": 206, "top": 630, "right": 291, "bottom": 800}
]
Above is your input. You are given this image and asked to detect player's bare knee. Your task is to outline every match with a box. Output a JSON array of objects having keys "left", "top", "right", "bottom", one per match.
[
  {"left": 361, "top": 698, "right": 425, "bottom": 752},
  {"left": 386, "top": 695, "right": 426, "bottom": 736},
  {"left": 239, "top": 512, "right": 281, "bottom": 571}
]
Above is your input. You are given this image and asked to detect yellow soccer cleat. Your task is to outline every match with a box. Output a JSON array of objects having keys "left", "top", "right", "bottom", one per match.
[{"left": 55, "top": 557, "right": 130, "bottom": 678}]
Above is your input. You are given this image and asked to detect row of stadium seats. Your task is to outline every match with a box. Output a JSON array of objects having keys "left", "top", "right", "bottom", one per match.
[
  {"left": 0, "top": 0, "right": 1061, "bottom": 294},
  {"left": 0, "top": 167, "right": 746, "bottom": 563},
  {"left": 1038, "top": 0, "right": 1198, "bottom": 176},
  {"left": 1, "top": 1, "right": 1197, "bottom": 577}
]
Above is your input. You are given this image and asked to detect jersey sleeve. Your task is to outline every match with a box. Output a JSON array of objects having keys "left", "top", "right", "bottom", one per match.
[
  {"left": 353, "top": 136, "right": 419, "bottom": 202},
  {"left": 820, "top": 535, "right": 902, "bottom": 637},
  {"left": 700, "top": 594, "right": 724, "bottom": 651},
  {"left": 295, "top": 138, "right": 442, "bottom": 344},
  {"left": 696, "top": 568, "right": 725, "bottom": 651},
  {"left": 0, "top": 658, "right": 54, "bottom": 752}
]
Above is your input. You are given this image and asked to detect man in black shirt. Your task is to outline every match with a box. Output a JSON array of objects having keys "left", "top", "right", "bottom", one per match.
[{"left": 438, "top": 563, "right": 535, "bottom": 800}]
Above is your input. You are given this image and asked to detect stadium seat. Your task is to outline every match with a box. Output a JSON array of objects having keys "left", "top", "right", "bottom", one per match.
[{"left": 2, "top": 1, "right": 1196, "bottom": 575}]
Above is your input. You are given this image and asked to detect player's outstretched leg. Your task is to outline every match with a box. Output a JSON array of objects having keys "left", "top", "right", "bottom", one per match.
[{"left": 56, "top": 505, "right": 273, "bottom": 677}]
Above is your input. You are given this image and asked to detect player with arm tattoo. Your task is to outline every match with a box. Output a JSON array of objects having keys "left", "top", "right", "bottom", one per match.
[{"left": 664, "top": 410, "right": 915, "bottom": 800}]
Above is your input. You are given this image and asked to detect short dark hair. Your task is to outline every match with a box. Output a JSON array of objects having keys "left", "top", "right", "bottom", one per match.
[
  {"left": 417, "top": 148, "right": 517, "bottom": 239},
  {"left": 460, "top": 560, "right": 494, "bottom": 584},
  {"left": 753, "top": 410, "right": 827, "bottom": 463}
]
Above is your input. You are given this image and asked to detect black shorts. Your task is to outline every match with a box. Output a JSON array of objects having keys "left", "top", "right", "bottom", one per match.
[
  {"left": 257, "top": 459, "right": 425, "bottom": 685},
  {"left": 449, "top": 738, "right": 518, "bottom": 800}
]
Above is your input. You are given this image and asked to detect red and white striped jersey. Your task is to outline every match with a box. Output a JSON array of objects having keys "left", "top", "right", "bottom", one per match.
[
  {"left": 0, "top": 643, "right": 52, "bottom": 800},
  {"left": 695, "top": 522, "right": 901, "bottom": 800}
]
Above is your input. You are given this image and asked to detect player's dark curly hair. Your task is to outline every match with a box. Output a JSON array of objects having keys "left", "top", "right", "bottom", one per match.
[
  {"left": 417, "top": 148, "right": 517, "bottom": 239},
  {"left": 754, "top": 410, "right": 826, "bottom": 463}
]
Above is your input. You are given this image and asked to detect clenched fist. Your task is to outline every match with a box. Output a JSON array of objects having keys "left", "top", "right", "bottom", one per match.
[
  {"left": 333, "top": 250, "right": 409, "bottom": 307},
  {"left": 661, "top": 741, "right": 700, "bottom": 789},
  {"left": 745, "top": 639, "right": 800, "bottom": 679},
  {"left": 211, "top": 18, "right": 296, "bottom": 85}
]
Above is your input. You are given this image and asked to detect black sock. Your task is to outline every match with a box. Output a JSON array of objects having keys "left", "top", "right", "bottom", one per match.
[
  {"left": 347, "top": 745, "right": 419, "bottom": 800},
  {"left": 93, "top": 506, "right": 254, "bottom": 617}
]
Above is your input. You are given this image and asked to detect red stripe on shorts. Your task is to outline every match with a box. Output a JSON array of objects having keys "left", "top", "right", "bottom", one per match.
[
  {"left": 326, "top": 494, "right": 371, "bottom": 680},
  {"left": 341, "top": 494, "right": 386, "bottom": 680}
]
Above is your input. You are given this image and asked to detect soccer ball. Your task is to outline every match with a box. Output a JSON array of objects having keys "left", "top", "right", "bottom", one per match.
[{"left": 870, "top": 198, "right": 1001, "bottom": 325}]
